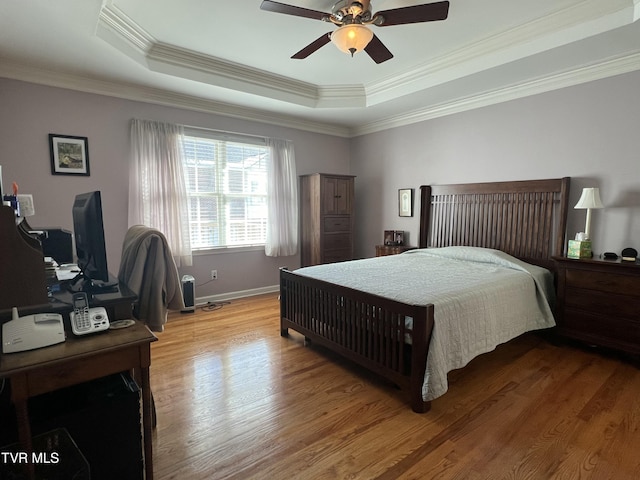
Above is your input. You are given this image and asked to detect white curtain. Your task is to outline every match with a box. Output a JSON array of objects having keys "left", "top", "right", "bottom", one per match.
[
  {"left": 129, "top": 119, "right": 192, "bottom": 267},
  {"left": 265, "top": 138, "right": 298, "bottom": 257}
]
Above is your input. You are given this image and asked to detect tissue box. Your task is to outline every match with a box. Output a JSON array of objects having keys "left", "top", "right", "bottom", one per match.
[{"left": 567, "top": 240, "right": 592, "bottom": 259}]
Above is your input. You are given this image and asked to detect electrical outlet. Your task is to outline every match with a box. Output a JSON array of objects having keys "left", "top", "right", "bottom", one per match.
[{"left": 210, "top": 269, "right": 218, "bottom": 280}]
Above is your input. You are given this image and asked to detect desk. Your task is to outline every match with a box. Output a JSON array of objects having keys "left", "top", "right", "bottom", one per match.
[
  {"left": 0, "top": 282, "right": 137, "bottom": 324},
  {"left": 0, "top": 321, "right": 157, "bottom": 479},
  {"left": 51, "top": 282, "right": 138, "bottom": 322}
]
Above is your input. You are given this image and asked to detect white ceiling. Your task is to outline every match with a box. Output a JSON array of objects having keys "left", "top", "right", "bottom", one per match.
[{"left": 1, "top": 0, "right": 639, "bottom": 137}]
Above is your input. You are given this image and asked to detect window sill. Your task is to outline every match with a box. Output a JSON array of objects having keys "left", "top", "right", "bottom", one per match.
[{"left": 193, "top": 245, "right": 265, "bottom": 256}]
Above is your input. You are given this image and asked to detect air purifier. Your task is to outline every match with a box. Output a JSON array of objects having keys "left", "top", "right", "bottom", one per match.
[{"left": 181, "top": 275, "right": 195, "bottom": 313}]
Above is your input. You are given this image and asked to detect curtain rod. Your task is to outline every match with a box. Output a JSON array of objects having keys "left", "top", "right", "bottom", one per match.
[{"left": 182, "top": 124, "right": 290, "bottom": 143}]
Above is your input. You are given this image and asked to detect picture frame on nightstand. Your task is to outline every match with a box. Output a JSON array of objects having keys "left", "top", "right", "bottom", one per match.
[
  {"left": 384, "top": 230, "right": 404, "bottom": 246},
  {"left": 384, "top": 230, "right": 394, "bottom": 245}
]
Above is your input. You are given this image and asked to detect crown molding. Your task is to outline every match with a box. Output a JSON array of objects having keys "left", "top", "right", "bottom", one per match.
[
  {"left": 365, "top": 0, "right": 633, "bottom": 106},
  {"left": 146, "top": 43, "right": 320, "bottom": 107},
  {"left": 97, "top": 2, "right": 367, "bottom": 109},
  {"left": 95, "top": 2, "right": 155, "bottom": 65},
  {"left": 97, "top": 0, "right": 635, "bottom": 110},
  {"left": 351, "top": 51, "right": 640, "bottom": 137},
  {"left": 0, "top": 59, "right": 351, "bottom": 137},
  {"left": 2, "top": 49, "right": 639, "bottom": 139}
]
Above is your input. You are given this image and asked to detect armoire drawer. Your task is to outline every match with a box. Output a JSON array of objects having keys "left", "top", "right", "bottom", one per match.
[
  {"left": 323, "top": 250, "right": 352, "bottom": 264},
  {"left": 324, "top": 216, "right": 351, "bottom": 233},
  {"left": 323, "top": 233, "right": 352, "bottom": 251}
]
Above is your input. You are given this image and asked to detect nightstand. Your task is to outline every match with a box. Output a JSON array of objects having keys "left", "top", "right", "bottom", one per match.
[
  {"left": 375, "top": 245, "right": 417, "bottom": 257},
  {"left": 553, "top": 256, "right": 640, "bottom": 355}
]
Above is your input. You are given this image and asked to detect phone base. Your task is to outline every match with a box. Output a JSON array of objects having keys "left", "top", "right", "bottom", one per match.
[{"left": 71, "top": 307, "right": 110, "bottom": 336}]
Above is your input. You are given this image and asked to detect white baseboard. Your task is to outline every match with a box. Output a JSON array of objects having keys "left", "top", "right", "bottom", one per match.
[{"left": 195, "top": 285, "right": 279, "bottom": 306}]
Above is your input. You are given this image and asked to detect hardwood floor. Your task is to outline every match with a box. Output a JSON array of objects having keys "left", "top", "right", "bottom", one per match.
[{"left": 150, "top": 293, "right": 640, "bottom": 480}]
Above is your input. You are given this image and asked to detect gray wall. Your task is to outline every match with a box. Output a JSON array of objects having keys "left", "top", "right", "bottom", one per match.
[
  {"left": 0, "top": 78, "right": 350, "bottom": 299},
  {"left": 3, "top": 69, "right": 640, "bottom": 299},
  {"left": 351, "top": 70, "right": 640, "bottom": 259}
]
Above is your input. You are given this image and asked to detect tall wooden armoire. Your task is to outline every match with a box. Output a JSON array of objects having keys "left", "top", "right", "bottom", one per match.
[{"left": 299, "top": 173, "right": 355, "bottom": 267}]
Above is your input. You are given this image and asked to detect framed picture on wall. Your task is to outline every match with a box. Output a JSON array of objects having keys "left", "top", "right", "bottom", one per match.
[
  {"left": 398, "top": 188, "right": 413, "bottom": 217},
  {"left": 49, "top": 134, "right": 90, "bottom": 176}
]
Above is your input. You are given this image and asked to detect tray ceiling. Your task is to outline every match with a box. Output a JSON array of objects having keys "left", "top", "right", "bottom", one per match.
[{"left": 1, "top": 0, "right": 639, "bottom": 136}]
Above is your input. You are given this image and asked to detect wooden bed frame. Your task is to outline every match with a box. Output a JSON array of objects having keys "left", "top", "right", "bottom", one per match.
[{"left": 280, "top": 178, "right": 571, "bottom": 413}]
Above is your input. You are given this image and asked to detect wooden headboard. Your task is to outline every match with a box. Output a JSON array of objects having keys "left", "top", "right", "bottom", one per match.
[{"left": 419, "top": 178, "right": 571, "bottom": 271}]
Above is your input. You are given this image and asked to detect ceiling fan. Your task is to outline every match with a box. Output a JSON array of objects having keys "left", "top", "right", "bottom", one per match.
[{"left": 260, "top": 0, "right": 450, "bottom": 64}]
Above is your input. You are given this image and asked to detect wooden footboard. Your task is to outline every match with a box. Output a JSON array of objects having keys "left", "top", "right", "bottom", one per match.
[{"left": 280, "top": 268, "right": 434, "bottom": 413}]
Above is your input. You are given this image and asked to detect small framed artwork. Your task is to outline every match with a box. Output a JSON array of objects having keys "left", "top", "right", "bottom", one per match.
[
  {"left": 398, "top": 188, "right": 413, "bottom": 217},
  {"left": 49, "top": 134, "right": 90, "bottom": 176}
]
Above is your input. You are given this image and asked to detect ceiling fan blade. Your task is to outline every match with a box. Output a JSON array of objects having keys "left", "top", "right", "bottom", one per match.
[
  {"left": 291, "top": 33, "right": 332, "bottom": 59},
  {"left": 364, "top": 34, "right": 394, "bottom": 64},
  {"left": 260, "top": 0, "right": 327, "bottom": 21},
  {"left": 375, "top": 1, "right": 449, "bottom": 26}
]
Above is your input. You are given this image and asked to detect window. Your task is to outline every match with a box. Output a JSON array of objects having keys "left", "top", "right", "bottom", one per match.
[{"left": 182, "top": 134, "right": 269, "bottom": 250}]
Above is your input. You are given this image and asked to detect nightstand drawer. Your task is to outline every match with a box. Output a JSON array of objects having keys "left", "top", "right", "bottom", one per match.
[
  {"left": 561, "top": 309, "right": 640, "bottom": 351},
  {"left": 565, "top": 269, "right": 640, "bottom": 297},
  {"left": 565, "top": 288, "right": 640, "bottom": 319}
]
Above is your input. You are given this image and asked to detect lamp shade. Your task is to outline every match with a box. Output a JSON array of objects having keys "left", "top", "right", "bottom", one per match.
[
  {"left": 331, "top": 24, "right": 373, "bottom": 56},
  {"left": 574, "top": 187, "right": 604, "bottom": 209}
]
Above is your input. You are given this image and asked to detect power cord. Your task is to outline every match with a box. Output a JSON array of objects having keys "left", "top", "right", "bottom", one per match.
[
  {"left": 194, "top": 279, "right": 231, "bottom": 311},
  {"left": 200, "top": 301, "right": 230, "bottom": 312}
]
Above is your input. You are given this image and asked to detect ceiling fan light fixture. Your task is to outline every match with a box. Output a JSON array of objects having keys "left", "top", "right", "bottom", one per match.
[{"left": 330, "top": 24, "right": 373, "bottom": 56}]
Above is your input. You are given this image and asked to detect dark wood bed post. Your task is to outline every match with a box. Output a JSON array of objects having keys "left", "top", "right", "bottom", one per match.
[
  {"left": 418, "top": 186, "right": 432, "bottom": 249},
  {"left": 279, "top": 267, "right": 289, "bottom": 337},
  {"left": 409, "top": 303, "right": 434, "bottom": 413},
  {"left": 555, "top": 177, "right": 571, "bottom": 257}
]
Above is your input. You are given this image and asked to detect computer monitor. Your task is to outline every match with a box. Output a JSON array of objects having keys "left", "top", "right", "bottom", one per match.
[{"left": 71, "top": 191, "right": 116, "bottom": 292}]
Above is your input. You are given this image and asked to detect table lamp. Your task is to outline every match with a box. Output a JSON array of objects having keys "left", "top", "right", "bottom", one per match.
[
  {"left": 568, "top": 187, "right": 604, "bottom": 258},
  {"left": 574, "top": 187, "right": 604, "bottom": 239}
]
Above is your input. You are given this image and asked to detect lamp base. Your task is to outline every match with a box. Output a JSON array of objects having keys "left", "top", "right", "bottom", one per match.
[{"left": 568, "top": 240, "right": 592, "bottom": 259}]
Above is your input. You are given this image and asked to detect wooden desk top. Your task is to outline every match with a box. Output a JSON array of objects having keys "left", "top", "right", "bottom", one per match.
[
  {"left": 0, "top": 320, "right": 157, "bottom": 376},
  {"left": 0, "top": 283, "right": 138, "bottom": 323}
]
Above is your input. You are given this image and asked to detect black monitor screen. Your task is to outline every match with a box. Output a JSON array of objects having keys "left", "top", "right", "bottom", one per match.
[{"left": 72, "top": 191, "right": 110, "bottom": 283}]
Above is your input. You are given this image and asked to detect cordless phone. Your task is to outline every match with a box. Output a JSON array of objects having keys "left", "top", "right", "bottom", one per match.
[{"left": 70, "top": 292, "right": 110, "bottom": 336}]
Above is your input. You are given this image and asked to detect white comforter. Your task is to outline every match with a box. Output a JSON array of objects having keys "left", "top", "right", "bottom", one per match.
[{"left": 294, "top": 246, "right": 556, "bottom": 402}]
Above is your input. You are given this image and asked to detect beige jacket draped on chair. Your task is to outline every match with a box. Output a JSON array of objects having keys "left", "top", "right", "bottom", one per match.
[{"left": 118, "top": 225, "right": 184, "bottom": 332}]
